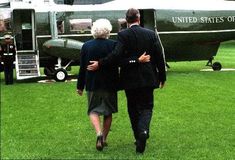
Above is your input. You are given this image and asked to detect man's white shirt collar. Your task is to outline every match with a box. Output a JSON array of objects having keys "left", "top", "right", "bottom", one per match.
[{"left": 129, "top": 23, "right": 139, "bottom": 28}]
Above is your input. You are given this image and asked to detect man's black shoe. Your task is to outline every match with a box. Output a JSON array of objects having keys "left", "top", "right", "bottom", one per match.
[{"left": 136, "top": 131, "right": 148, "bottom": 153}]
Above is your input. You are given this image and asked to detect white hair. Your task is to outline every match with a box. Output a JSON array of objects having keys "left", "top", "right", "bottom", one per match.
[{"left": 91, "top": 19, "right": 112, "bottom": 39}]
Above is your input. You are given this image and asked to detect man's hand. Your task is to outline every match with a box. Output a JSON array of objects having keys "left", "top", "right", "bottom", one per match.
[
  {"left": 87, "top": 61, "right": 99, "bottom": 71},
  {"left": 159, "top": 82, "right": 165, "bottom": 89},
  {"left": 77, "top": 89, "right": 83, "bottom": 96},
  {"left": 138, "top": 52, "right": 150, "bottom": 63}
]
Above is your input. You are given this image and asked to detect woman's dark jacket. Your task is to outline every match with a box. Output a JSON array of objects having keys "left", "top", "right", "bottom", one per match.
[{"left": 77, "top": 38, "right": 119, "bottom": 91}]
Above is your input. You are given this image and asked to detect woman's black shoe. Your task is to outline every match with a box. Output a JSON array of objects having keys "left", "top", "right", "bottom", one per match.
[{"left": 96, "top": 135, "right": 104, "bottom": 151}]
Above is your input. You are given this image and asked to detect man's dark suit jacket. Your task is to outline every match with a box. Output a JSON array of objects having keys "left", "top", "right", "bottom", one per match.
[{"left": 99, "top": 25, "right": 166, "bottom": 90}]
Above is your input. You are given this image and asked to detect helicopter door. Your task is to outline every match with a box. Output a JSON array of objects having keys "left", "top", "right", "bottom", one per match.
[
  {"left": 139, "top": 9, "right": 156, "bottom": 31},
  {"left": 13, "top": 9, "right": 35, "bottom": 51},
  {"left": 12, "top": 9, "right": 40, "bottom": 80}
]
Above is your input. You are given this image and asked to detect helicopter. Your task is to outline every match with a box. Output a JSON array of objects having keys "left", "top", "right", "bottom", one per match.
[{"left": 0, "top": 0, "right": 235, "bottom": 81}]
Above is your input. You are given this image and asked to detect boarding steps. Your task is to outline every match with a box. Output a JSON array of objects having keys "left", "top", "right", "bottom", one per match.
[{"left": 15, "top": 50, "right": 40, "bottom": 80}]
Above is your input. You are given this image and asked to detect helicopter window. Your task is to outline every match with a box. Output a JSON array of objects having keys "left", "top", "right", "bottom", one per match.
[
  {"left": 69, "top": 18, "right": 92, "bottom": 33},
  {"left": 0, "top": 20, "right": 6, "bottom": 32},
  {"left": 54, "top": 0, "right": 64, "bottom": 4},
  {"left": 0, "top": 10, "right": 11, "bottom": 32},
  {"left": 57, "top": 20, "right": 64, "bottom": 34},
  {"left": 54, "top": 0, "right": 113, "bottom": 5},
  {"left": 118, "top": 18, "right": 127, "bottom": 31}
]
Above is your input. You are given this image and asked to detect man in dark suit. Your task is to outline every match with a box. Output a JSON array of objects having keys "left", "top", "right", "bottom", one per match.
[{"left": 87, "top": 8, "right": 166, "bottom": 153}]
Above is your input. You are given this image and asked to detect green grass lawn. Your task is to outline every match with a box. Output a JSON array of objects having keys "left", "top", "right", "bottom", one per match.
[{"left": 1, "top": 41, "right": 235, "bottom": 160}]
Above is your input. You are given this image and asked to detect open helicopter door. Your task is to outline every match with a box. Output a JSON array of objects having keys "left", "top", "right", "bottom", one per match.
[
  {"left": 139, "top": 9, "right": 169, "bottom": 68},
  {"left": 13, "top": 9, "right": 40, "bottom": 80},
  {"left": 139, "top": 9, "right": 156, "bottom": 32}
]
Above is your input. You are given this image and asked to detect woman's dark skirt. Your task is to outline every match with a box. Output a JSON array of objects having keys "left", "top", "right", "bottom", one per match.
[{"left": 87, "top": 90, "right": 118, "bottom": 116}]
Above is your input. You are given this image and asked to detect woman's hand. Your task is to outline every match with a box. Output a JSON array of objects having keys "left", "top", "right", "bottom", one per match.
[{"left": 138, "top": 52, "right": 150, "bottom": 63}]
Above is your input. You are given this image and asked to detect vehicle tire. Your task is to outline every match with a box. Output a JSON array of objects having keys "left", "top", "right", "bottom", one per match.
[
  {"left": 212, "top": 62, "right": 222, "bottom": 71},
  {"left": 54, "top": 68, "right": 68, "bottom": 82}
]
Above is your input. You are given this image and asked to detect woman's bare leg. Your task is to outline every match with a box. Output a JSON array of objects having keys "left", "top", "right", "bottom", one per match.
[
  {"left": 89, "top": 113, "right": 104, "bottom": 151},
  {"left": 89, "top": 113, "right": 102, "bottom": 135},
  {"left": 103, "top": 114, "right": 112, "bottom": 144}
]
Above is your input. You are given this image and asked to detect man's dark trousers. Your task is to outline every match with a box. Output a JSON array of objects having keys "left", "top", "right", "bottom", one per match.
[
  {"left": 125, "top": 87, "right": 154, "bottom": 141},
  {"left": 4, "top": 63, "right": 14, "bottom": 85}
]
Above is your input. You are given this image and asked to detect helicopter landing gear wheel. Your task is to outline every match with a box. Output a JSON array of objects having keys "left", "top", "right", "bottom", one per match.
[
  {"left": 212, "top": 62, "right": 222, "bottom": 71},
  {"left": 54, "top": 68, "right": 68, "bottom": 82},
  {"left": 206, "top": 57, "right": 222, "bottom": 71}
]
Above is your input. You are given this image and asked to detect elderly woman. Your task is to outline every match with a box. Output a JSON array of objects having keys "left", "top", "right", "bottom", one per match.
[{"left": 77, "top": 19, "right": 118, "bottom": 151}]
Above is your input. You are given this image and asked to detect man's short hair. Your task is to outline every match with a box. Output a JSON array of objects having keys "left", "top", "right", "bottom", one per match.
[{"left": 125, "top": 8, "right": 140, "bottom": 24}]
